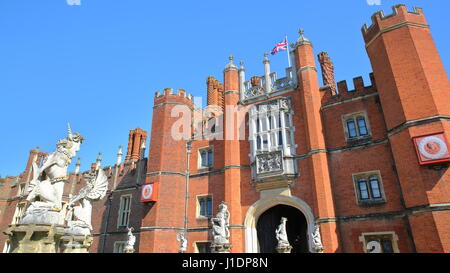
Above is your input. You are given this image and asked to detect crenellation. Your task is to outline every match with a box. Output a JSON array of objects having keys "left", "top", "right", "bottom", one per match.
[
  {"left": 163, "top": 88, "right": 173, "bottom": 96},
  {"left": 177, "top": 88, "right": 186, "bottom": 97},
  {"left": 353, "top": 76, "right": 365, "bottom": 92},
  {"left": 362, "top": 4, "right": 424, "bottom": 34},
  {"left": 337, "top": 80, "right": 348, "bottom": 94}
]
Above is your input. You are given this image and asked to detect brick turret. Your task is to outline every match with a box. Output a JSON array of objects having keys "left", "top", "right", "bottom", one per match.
[
  {"left": 293, "top": 29, "right": 339, "bottom": 252},
  {"left": 362, "top": 4, "right": 450, "bottom": 252},
  {"left": 222, "top": 55, "right": 243, "bottom": 252},
  {"left": 139, "top": 88, "right": 194, "bottom": 252}
]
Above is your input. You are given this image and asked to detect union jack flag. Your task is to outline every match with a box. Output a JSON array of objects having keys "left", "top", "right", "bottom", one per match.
[{"left": 271, "top": 38, "right": 288, "bottom": 55}]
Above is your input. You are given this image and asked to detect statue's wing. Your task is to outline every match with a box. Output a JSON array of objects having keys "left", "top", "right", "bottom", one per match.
[
  {"left": 86, "top": 169, "right": 108, "bottom": 200},
  {"left": 26, "top": 162, "right": 41, "bottom": 194}
]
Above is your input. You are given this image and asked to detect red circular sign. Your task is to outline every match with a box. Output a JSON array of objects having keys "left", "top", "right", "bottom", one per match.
[
  {"left": 141, "top": 184, "right": 153, "bottom": 200},
  {"left": 418, "top": 136, "right": 447, "bottom": 160}
]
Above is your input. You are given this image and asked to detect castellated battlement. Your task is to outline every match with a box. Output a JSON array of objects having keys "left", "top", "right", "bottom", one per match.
[
  {"left": 154, "top": 87, "right": 194, "bottom": 108},
  {"left": 361, "top": 4, "right": 427, "bottom": 44},
  {"left": 320, "top": 73, "right": 377, "bottom": 105}
]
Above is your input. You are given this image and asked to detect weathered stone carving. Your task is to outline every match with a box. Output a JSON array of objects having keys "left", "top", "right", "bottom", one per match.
[
  {"left": 279, "top": 98, "right": 290, "bottom": 111},
  {"left": 177, "top": 232, "right": 187, "bottom": 253},
  {"left": 275, "top": 217, "right": 292, "bottom": 253},
  {"left": 211, "top": 202, "right": 230, "bottom": 245},
  {"left": 276, "top": 217, "right": 290, "bottom": 247},
  {"left": 124, "top": 227, "right": 136, "bottom": 253},
  {"left": 21, "top": 124, "right": 84, "bottom": 225},
  {"left": 312, "top": 224, "right": 324, "bottom": 253},
  {"left": 65, "top": 168, "right": 108, "bottom": 235},
  {"left": 257, "top": 151, "right": 282, "bottom": 174}
]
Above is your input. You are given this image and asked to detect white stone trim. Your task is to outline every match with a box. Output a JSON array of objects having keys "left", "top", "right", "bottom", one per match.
[{"left": 358, "top": 231, "right": 400, "bottom": 253}]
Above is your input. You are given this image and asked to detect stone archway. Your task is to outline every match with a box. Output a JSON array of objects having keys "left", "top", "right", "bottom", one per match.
[
  {"left": 244, "top": 194, "right": 317, "bottom": 253},
  {"left": 257, "top": 204, "right": 308, "bottom": 253}
]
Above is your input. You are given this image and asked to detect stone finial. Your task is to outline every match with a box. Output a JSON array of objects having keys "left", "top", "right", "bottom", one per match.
[
  {"left": 296, "top": 28, "right": 312, "bottom": 46},
  {"left": 116, "top": 145, "right": 123, "bottom": 165},
  {"left": 239, "top": 61, "right": 245, "bottom": 71},
  {"left": 96, "top": 152, "right": 102, "bottom": 170},
  {"left": 75, "top": 157, "right": 81, "bottom": 174},
  {"left": 263, "top": 52, "right": 270, "bottom": 64},
  {"left": 224, "top": 55, "right": 238, "bottom": 72}
]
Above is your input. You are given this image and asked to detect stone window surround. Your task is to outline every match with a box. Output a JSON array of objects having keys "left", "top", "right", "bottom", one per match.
[
  {"left": 358, "top": 231, "right": 400, "bottom": 253},
  {"left": 196, "top": 194, "right": 213, "bottom": 220},
  {"left": 12, "top": 202, "right": 27, "bottom": 225},
  {"left": 197, "top": 145, "right": 214, "bottom": 170},
  {"left": 248, "top": 97, "right": 296, "bottom": 160},
  {"left": 194, "top": 240, "right": 212, "bottom": 253},
  {"left": 117, "top": 194, "right": 132, "bottom": 229},
  {"left": 341, "top": 110, "right": 372, "bottom": 141},
  {"left": 352, "top": 170, "right": 387, "bottom": 206},
  {"left": 113, "top": 241, "right": 127, "bottom": 253}
]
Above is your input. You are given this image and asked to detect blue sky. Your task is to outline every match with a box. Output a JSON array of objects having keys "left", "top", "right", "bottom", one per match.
[{"left": 0, "top": 0, "right": 449, "bottom": 176}]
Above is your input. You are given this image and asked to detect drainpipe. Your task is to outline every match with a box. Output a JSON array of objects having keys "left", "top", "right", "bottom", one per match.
[
  {"left": 101, "top": 193, "right": 113, "bottom": 253},
  {"left": 183, "top": 140, "right": 192, "bottom": 250}
]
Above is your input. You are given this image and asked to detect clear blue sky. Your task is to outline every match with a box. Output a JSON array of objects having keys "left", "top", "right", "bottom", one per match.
[{"left": 1, "top": 0, "right": 449, "bottom": 177}]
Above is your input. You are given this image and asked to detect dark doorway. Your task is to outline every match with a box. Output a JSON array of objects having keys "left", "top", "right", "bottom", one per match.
[{"left": 256, "top": 205, "right": 309, "bottom": 253}]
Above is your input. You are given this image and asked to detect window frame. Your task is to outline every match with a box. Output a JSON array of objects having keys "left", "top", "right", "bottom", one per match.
[
  {"left": 352, "top": 171, "right": 386, "bottom": 206},
  {"left": 117, "top": 194, "right": 132, "bottom": 229},
  {"left": 358, "top": 231, "right": 399, "bottom": 253},
  {"left": 196, "top": 194, "right": 213, "bottom": 219},
  {"left": 342, "top": 111, "right": 372, "bottom": 141},
  {"left": 249, "top": 97, "right": 295, "bottom": 157},
  {"left": 113, "top": 241, "right": 127, "bottom": 253},
  {"left": 198, "top": 146, "right": 214, "bottom": 170},
  {"left": 194, "top": 241, "right": 212, "bottom": 253}
]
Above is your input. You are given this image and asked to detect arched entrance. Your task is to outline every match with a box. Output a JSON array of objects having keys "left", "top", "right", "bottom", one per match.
[
  {"left": 256, "top": 205, "right": 308, "bottom": 253},
  {"left": 244, "top": 194, "right": 317, "bottom": 253}
]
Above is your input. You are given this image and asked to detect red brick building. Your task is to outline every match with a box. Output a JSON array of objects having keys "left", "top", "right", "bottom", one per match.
[{"left": 1, "top": 4, "right": 449, "bottom": 253}]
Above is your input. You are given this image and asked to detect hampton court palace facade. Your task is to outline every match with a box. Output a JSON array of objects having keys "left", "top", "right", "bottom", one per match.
[{"left": 1, "top": 4, "right": 449, "bottom": 253}]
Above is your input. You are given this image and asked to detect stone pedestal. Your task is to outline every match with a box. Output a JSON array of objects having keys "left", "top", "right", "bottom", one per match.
[
  {"left": 59, "top": 234, "right": 93, "bottom": 253},
  {"left": 124, "top": 247, "right": 135, "bottom": 253},
  {"left": 3, "top": 224, "right": 93, "bottom": 253},
  {"left": 276, "top": 245, "right": 293, "bottom": 253},
  {"left": 211, "top": 243, "right": 232, "bottom": 253},
  {"left": 3, "top": 224, "right": 66, "bottom": 253}
]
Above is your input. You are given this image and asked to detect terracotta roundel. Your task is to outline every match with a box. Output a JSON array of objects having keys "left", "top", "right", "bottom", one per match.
[
  {"left": 141, "top": 184, "right": 153, "bottom": 200},
  {"left": 413, "top": 133, "right": 450, "bottom": 165}
]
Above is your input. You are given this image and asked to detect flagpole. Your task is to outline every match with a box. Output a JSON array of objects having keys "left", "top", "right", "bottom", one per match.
[{"left": 285, "top": 34, "right": 291, "bottom": 68}]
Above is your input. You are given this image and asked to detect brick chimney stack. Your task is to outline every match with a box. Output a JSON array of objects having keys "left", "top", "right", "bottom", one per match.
[
  {"left": 318, "top": 52, "right": 337, "bottom": 96},
  {"left": 125, "top": 128, "right": 148, "bottom": 162}
]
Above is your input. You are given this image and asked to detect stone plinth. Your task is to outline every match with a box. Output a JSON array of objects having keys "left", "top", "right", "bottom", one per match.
[
  {"left": 211, "top": 243, "right": 232, "bottom": 253},
  {"left": 59, "top": 234, "right": 93, "bottom": 253},
  {"left": 276, "top": 245, "right": 293, "bottom": 253},
  {"left": 3, "top": 224, "right": 93, "bottom": 253},
  {"left": 3, "top": 224, "right": 66, "bottom": 253},
  {"left": 124, "top": 247, "right": 135, "bottom": 253}
]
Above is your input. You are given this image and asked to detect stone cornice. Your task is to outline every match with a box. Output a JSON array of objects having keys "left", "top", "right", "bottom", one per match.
[{"left": 387, "top": 115, "right": 450, "bottom": 137}]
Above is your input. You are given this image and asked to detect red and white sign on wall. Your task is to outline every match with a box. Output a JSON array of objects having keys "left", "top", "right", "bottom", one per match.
[
  {"left": 412, "top": 133, "right": 450, "bottom": 165},
  {"left": 140, "top": 182, "right": 159, "bottom": 202}
]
